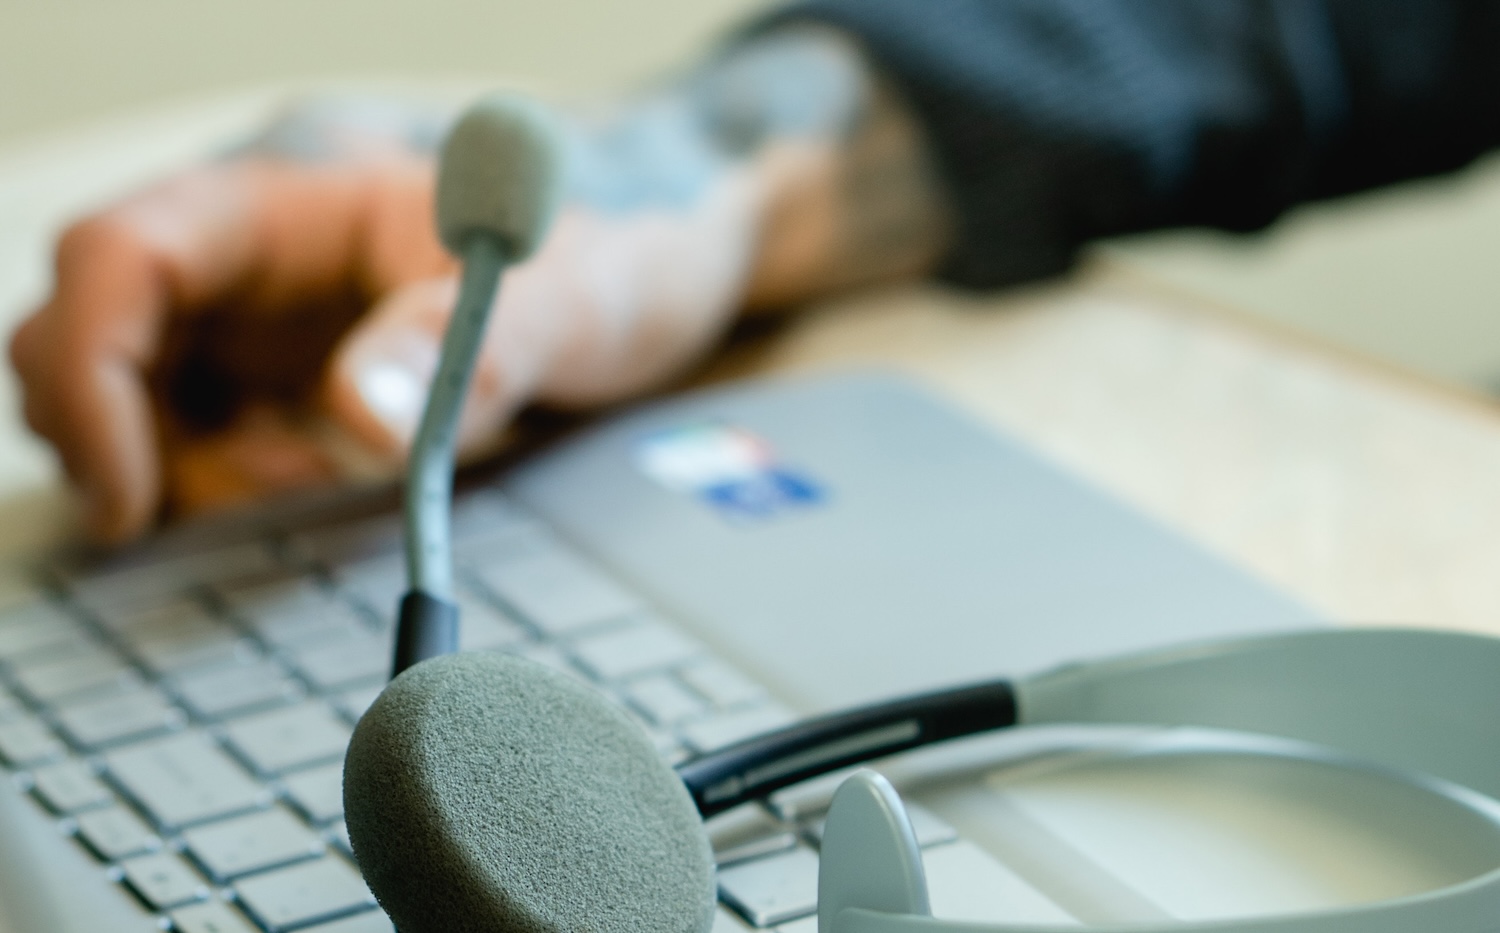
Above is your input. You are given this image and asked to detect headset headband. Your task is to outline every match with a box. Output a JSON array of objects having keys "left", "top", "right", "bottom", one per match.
[{"left": 818, "top": 629, "right": 1500, "bottom": 933}]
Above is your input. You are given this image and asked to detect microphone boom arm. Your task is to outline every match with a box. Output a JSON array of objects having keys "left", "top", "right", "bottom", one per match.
[{"left": 393, "top": 234, "right": 508, "bottom": 675}]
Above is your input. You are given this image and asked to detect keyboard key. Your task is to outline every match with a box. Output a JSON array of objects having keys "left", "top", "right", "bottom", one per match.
[
  {"left": 571, "top": 621, "right": 702, "bottom": 682},
  {"left": 455, "top": 591, "right": 527, "bottom": 650},
  {"left": 224, "top": 579, "right": 370, "bottom": 649},
  {"left": 680, "top": 659, "right": 767, "bottom": 710},
  {"left": 468, "top": 547, "right": 640, "bottom": 635},
  {"left": 75, "top": 806, "right": 162, "bottom": 860},
  {"left": 331, "top": 555, "right": 405, "bottom": 623},
  {"left": 0, "top": 628, "right": 96, "bottom": 667},
  {"left": 69, "top": 542, "right": 279, "bottom": 609},
  {"left": 627, "top": 674, "right": 708, "bottom": 727},
  {"left": 717, "top": 844, "right": 820, "bottom": 927},
  {"left": 96, "top": 596, "right": 212, "bottom": 633},
  {"left": 171, "top": 899, "right": 264, "bottom": 933},
  {"left": 452, "top": 526, "right": 546, "bottom": 568},
  {"left": 55, "top": 685, "right": 185, "bottom": 747},
  {"left": 328, "top": 821, "right": 353, "bottom": 857},
  {"left": 707, "top": 805, "right": 797, "bottom": 866},
  {"left": 118, "top": 850, "right": 210, "bottom": 909},
  {"left": 302, "top": 911, "right": 394, "bottom": 933},
  {"left": 183, "top": 807, "right": 324, "bottom": 881},
  {"left": 681, "top": 705, "right": 797, "bottom": 754},
  {"left": 0, "top": 597, "right": 72, "bottom": 627},
  {"left": 173, "top": 659, "right": 303, "bottom": 720},
  {"left": 112, "top": 603, "right": 253, "bottom": 674},
  {"left": 139, "top": 634, "right": 257, "bottom": 676},
  {"left": 298, "top": 490, "right": 535, "bottom": 570},
  {"left": 0, "top": 600, "right": 87, "bottom": 662},
  {"left": 451, "top": 490, "right": 535, "bottom": 543},
  {"left": 272, "top": 609, "right": 376, "bottom": 652},
  {"left": 224, "top": 701, "right": 351, "bottom": 775},
  {"left": 333, "top": 685, "right": 384, "bottom": 723},
  {"left": 30, "top": 758, "right": 113, "bottom": 812},
  {"left": 235, "top": 856, "right": 376, "bottom": 931},
  {"left": 504, "top": 641, "right": 583, "bottom": 680},
  {"left": 652, "top": 731, "right": 690, "bottom": 765},
  {"left": 282, "top": 761, "right": 345, "bottom": 823},
  {"left": 0, "top": 713, "right": 65, "bottom": 765},
  {"left": 290, "top": 635, "right": 389, "bottom": 691},
  {"left": 10, "top": 644, "right": 138, "bottom": 702},
  {"left": 106, "top": 733, "right": 269, "bottom": 829},
  {"left": 291, "top": 516, "right": 403, "bottom": 568}
]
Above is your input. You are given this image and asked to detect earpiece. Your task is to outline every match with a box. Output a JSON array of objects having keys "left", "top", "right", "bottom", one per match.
[{"left": 344, "top": 652, "right": 716, "bottom": 933}]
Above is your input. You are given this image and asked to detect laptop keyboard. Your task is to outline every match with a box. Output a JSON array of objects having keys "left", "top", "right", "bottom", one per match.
[{"left": 0, "top": 486, "right": 995, "bottom": 933}]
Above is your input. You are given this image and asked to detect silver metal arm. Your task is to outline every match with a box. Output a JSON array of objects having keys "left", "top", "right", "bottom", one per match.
[{"left": 403, "top": 234, "right": 508, "bottom": 601}]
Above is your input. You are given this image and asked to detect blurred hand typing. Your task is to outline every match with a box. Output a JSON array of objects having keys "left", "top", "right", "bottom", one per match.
[{"left": 9, "top": 27, "right": 949, "bottom": 544}]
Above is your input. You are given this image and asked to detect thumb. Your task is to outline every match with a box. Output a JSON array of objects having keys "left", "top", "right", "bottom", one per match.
[{"left": 323, "top": 275, "right": 546, "bottom": 463}]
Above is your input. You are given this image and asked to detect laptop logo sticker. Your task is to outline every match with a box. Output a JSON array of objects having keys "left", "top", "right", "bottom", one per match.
[{"left": 634, "top": 424, "right": 825, "bottom": 520}]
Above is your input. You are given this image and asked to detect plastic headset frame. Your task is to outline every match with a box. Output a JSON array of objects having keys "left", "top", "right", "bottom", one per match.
[{"left": 815, "top": 627, "right": 1500, "bottom": 933}]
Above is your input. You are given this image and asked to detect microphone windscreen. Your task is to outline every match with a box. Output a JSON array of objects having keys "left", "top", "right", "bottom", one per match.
[
  {"left": 435, "top": 93, "right": 564, "bottom": 259},
  {"left": 343, "top": 651, "right": 716, "bottom": 933}
]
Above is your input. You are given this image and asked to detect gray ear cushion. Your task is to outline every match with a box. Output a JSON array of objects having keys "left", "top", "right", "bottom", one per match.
[{"left": 343, "top": 652, "right": 716, "bottom": 933}]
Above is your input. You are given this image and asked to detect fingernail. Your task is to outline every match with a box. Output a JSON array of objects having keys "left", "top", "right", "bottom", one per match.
[{"left": 355, "top": 356, "right": 427, "bottom": 442}]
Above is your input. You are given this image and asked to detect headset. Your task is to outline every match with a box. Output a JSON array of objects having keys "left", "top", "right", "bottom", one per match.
[{"left": 342, "top": 95, "right": 1500, "bottom": 933}]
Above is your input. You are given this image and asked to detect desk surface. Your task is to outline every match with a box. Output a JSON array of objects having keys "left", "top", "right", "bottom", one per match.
[{"left": 4, "top": 88, "right": 1500, "bottom": 631}]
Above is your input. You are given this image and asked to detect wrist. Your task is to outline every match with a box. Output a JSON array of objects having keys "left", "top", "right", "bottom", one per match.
[{"left": 695, "top": 26, "right": 953, "bottom": 309}]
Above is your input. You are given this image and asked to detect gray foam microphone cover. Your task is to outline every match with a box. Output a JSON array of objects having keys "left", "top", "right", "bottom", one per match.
[
  {"left": 435, "top": 93, "right": 564, "bottom": 258},
  {"left": 343, "top": 652, "right": 716, "bottom": 933}
]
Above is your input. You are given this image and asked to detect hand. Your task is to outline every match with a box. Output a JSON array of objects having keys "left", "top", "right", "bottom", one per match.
[{"left": 10, "top": 29, "right": 950, "bottom": 545}]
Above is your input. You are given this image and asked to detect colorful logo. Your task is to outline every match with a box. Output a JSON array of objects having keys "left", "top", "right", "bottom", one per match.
[{"left": 634, "top": 424, "right": 825, "bottom": 520}]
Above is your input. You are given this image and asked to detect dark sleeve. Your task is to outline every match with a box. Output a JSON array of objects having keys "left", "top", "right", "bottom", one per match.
[{"left": 764, "top": 0, "right": 1500, "bottom": 288}]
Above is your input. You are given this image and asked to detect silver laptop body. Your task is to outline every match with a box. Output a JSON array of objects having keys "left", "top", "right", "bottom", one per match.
[{"left": 0, "top": 371, "right": 1317, "bottom": 933}]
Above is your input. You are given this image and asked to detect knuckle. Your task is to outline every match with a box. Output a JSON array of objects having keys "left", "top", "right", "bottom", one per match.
[
  {"left": 8, "top": 316, "right": 37, "bottom": 372},
  {"left": 54, "top": 213, "right": 145, "bottom": 269}
]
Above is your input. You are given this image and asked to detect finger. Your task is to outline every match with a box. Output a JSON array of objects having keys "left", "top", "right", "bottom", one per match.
[
  {"left": 15, "top": 157, "right": 445, "bottom": 543},
  {"left": 14, "top": 225, "right": 171, "bottom": 543},
  {"left": 20, "top": 165, "right": 349, "bottom": 542},
  {"left": 323, "top": 272, "right": 561, "bottom": 462},
  {"left": 323, "top": 184, "right": 759, "bottom": 465}
]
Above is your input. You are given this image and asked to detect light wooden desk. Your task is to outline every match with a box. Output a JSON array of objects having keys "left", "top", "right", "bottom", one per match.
[{"left": 4, "top": 88, "right": 1500, "bottom": 631}]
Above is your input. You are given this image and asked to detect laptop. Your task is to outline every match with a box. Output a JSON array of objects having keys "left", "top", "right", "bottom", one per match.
[{"left": 0, "top": 370, "right": 1319, "bottom": 933}]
